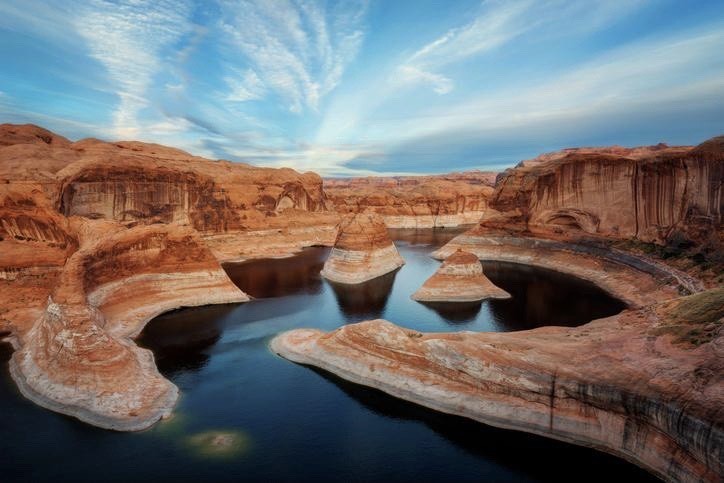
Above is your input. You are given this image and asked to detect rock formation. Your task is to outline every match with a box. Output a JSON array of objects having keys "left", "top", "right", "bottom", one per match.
[
  {"left": 490, "top": 139, "right": 723, "bottom": 246},
  {"left": 320, "top": 213, "right": 405, "bottom": 284},
  {"left": 271, "top": 288, "right": 724, "bottom": 483},
  {"left": 432, "top": 235, "right": 702, "bottom": 308},
  {"left": 9, "top": 220, "right": 248, "bottom": 430},
  {"left": 325, "top": 171, "right": 496, "bottom": 228},
  {"left": 412, "top": 249, "right": 510, "bottom": 302}
]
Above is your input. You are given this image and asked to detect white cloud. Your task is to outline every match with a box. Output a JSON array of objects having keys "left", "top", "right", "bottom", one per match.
[
  {"left": 394, "top": 0, "right": 648, "bottom": 95},
  {"left": 396, "top": 66, "right": 453, "bottom": 94},
  {"left": 74, "top": 0, "right": 193, "bottom": 138},
  {"left": 224, "top": 68, "right": 267, "bottom": 102},
  {"left": 364, "top": 25, "right": 724, "bottom": 146},
  {"left": 219, "top": 0, "right": 367, "bottom": 113}
]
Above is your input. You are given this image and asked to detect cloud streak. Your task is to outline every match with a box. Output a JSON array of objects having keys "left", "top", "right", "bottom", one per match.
[
  {"left": 74, "top": 0, "right": 193, "bottom": 138},
  {"left": 219, "top": 0, "right": 367, "bottom": 112}
]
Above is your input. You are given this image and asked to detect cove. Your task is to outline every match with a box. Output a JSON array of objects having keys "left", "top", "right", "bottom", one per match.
[{"left": 0, "top": 228, "right": 652, "bottom": 482}]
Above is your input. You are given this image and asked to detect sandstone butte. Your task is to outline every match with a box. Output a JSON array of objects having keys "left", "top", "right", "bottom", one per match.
[
  {"left": 325, "top": 171, "right": 497, "bottom": 228},
  {"left": 411, "top": 249, "right": 511, "bottom": 302},
  {"left": 274, "top": 137, "right": 724, "bottom": 482},
  {"left": 320, "top": 212, "right": 405, "bottom": 284},
  {"left": 1, "top": 123, "right": 723, "bottom": 481}
]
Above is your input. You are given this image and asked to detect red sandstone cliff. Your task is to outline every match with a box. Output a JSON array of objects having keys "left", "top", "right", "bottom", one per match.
[
  {"left": 325, "top": 171, "right": 496, "bottom": 228},
  {"left": 489, "top": 140, "right": 723, "bottom": 246}
]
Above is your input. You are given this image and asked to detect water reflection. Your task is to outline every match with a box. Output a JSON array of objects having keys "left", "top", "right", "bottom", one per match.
[
  {"left": 328, "top": 269, "right": 399, "bottom": 320},
  {"left": 136, "top": 304, "right": 234, "bottom": 376},
  {"left": 482, "top": 261, "right": 627, "bottom": 330},
  {"left": 223, "top": 247, "right": 329, "bottom": 298},
  {"left": 388, "top": 227, "right": 471, "bottom": 246},
  {"left": 311, "top": 368, "right": 657, "bottom": 483},
  {"left": 419, "top": 301, "right": 482, "bottom": 323}
]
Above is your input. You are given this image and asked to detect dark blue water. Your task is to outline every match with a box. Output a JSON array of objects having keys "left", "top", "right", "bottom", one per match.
[{"left": 0, "top": 228, "right": 652, "bottom": 482}]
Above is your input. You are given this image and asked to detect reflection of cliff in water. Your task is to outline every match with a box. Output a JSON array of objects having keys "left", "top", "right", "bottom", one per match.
[
  {"left": 419, "top": 301, "right": 482, "bottom": 323},
  {"left": 388, "top": 227, "right": 470, "bottom": 247},
  {"left": 329, "top": 269, "right": 399, "bottom": 320},
  {"left": 136, "top": 304, "right": 235, "bottom": 377},
  {"left": 310, "top": 367, "right": 657, "bottom": 483},
  {"left": 223, "top": 247, "right": 330, "bottom": 298},
  {"left": 482, "top": 261, "right": 627, "bottom": 330}
]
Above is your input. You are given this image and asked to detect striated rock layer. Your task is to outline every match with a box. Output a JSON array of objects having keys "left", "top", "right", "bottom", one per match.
[
  {"left": 321, "top": 213, "right": 405, "bottom": 284},
  {"left": 271, "top": 288, "right": 724, "bottom": 483},
  {"left": 490, "top": 139, "right": 723, "bottom": 246},
  {"left": 412, "top": 249, "right": 510, "bottom": 302},
  {"left": 325, "top": 171, "right": 496, "bottom": 228},
  {"left": 433, "top": 235, "right": 701, "bottom": 308},
  {"left": 8, "top": 221, "right": 248, "bottom": 430}
]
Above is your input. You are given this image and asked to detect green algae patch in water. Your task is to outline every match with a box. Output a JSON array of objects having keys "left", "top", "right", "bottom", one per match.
[
  {"left": 185, "top": 430, "right": 252, "bottom": 459},
  {"left": 152, "top": 412, "right": 190, "bottom": 436}
]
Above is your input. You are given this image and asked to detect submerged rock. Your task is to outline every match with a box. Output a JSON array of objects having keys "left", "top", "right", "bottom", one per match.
[
  {"left": 320, "top": 213, "right": 404, "bottom": 284},
  {"left": 412, "top": 249, "right": 510, "bottom": 302},
  {"left": 186, "top": 429, "right": 251, "bottom": 458}
]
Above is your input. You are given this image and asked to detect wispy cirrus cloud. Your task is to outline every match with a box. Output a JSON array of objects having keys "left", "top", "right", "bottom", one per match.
[
  {"left": 394, "top": 0, "right": 647, "bottom": 95},
  {"left": 219, "top": 0, "right": 368, "bottom": 112},
  {"left": 73, "top": 0, "right": 193, "bottom": 138}
]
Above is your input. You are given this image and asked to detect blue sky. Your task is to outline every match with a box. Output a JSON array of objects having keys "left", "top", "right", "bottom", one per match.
[{"left": 1, "top": 0, "right": 723, "bottom": 176}]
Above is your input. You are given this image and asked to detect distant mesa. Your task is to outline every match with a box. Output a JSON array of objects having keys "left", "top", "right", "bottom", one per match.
[
  {"left": 320, "top": 212, "right": 405, "bottom": 284},
  {"left": 412, "top": 249, "right": 511, "bottom": 302}
]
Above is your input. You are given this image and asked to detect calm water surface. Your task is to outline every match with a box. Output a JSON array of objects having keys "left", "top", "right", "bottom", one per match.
[{"left": 0, "top": 228, "right": 653, "bottom": 482}]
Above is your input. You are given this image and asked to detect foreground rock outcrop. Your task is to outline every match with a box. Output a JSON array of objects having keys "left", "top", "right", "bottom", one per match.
[
  {"left": 412, "top": 249, "right": 510, "bottom": 302},
  {"left": 272, "top": 289, "right": 724, "bottom": 482},
  {"left": 325, "top": 171, "right": 496, "bottom": 228},
  {"left": 9, "top": 221, "right": 248, "bottom": 430},
  {"left": 321, "top": 213, "right": 405, "bottom": 284}
]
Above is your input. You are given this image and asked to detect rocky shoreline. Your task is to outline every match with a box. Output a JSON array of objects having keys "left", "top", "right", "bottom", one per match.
[{"left": 271, "top": 288, "right": 724, "bottom": 482}]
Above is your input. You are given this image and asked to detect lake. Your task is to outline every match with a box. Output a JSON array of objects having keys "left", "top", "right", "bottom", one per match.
[{"left": 0, "top": 228, "right": 654, "bottom": 482}]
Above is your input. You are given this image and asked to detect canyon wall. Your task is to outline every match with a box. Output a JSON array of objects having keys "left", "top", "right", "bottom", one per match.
[
  {"left": 325, "top": 171, "right": 496, "bottom": 228},
  {"left": 490, "top": 139, "right": 723, "bottom": 246}
]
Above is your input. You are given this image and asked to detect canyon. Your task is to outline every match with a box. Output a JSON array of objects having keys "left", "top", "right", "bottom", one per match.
[{"left": 1, "top": 123, "right": 722, "bottom": 481}]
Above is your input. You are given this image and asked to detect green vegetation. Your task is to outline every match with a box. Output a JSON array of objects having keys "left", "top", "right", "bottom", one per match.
[{"left": 652, "top": 288, "right": 724, "bottom": 346}]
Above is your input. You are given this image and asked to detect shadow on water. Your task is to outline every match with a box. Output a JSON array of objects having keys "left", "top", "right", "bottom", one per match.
[
  {"left": 388, "top": 226, "right": 471, "bottom": 246},
  {"left": 223, "top": 247, "right": 330, "bottom": 298},
  {"left": 482, "top": 261, "right": 628, "bottom": 331},
  {"left": 419, "top": 300, "right": 483, "bottom": 323},
  {"left": 309, "top": 366, "right": 658, "bottom": 483},
  {"left": 136, "top": 304, "right": 235, "bottom": 376},
  {"left": 328, "top": 268, "right": 399, "bottom": 320}
]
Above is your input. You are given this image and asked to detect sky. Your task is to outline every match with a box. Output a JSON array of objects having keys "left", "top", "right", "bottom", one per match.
[{"left": 0, "top": 0, "right": 723, "bottom": 176}]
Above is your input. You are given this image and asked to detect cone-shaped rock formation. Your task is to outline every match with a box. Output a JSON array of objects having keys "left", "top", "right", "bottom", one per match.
[
  {"left": 320, "top": 213, "right": 404, "bottom": 284},
  {"left": 412, "top": 249, "right": 511, "bottom": 302}
]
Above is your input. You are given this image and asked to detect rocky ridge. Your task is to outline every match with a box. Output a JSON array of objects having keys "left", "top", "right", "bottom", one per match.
[{"left": 272, "top": 288, "right": 724, "bottom": 483}]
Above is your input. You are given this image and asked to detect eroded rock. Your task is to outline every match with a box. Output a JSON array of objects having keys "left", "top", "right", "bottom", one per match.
[
  {"left": 271, "top": 288, "right": 724, "bottom": 483},
  {"left": 412, "top": 249, "right": 510, "bottom": 302},
  {"left": 320, "top": 213, "right": 404, "bottom": 284}
]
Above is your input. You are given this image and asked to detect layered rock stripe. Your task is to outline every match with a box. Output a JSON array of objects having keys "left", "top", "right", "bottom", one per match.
[
  {"left": 272, "top": 288, "right": 724, "bottom": 483},
  {"left": 321, "top": 213, "right": 405, "bottom": 284},
  {"left": 412, "top": 249, "right": 511, "bottom": 302}
]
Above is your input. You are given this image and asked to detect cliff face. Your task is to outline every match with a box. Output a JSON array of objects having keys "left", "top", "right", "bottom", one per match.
[
  {"left": 321, "top": 213, "right": 405, "bottom": 284},
  {"left": 272, "top": 288, "right": 724, "bottom": 483},
  {"left": 325, "top": 171, "right": 496, "bottom": 228},
  {"left": 490, "top": 139, "right": 723, "bottom": 246},
  {"left": 53, "top": 140, "right": 329, "bottom": 234}
]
